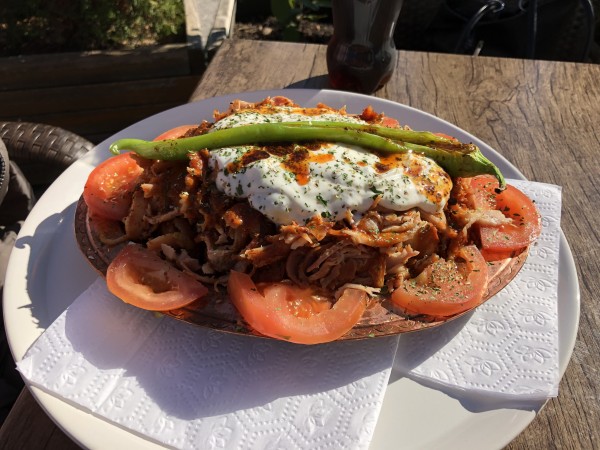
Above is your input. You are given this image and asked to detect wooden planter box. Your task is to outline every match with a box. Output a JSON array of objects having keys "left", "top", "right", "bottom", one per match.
[{"left": 0, "top": 44, "right": 203, "bottom": 144}]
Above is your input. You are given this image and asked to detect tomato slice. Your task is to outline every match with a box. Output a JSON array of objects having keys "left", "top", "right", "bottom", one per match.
[
  {"left": 83, "top": 152, "right": 144, "bottom": 220},
  {"left": 107, "top": 244, "right": 208, "bottom": 311},
  {"left": 469, "top": 175, "right": 541, "bottom": 256},
  {"left": 434, "top": 132, "right": 458, "bottom": 141},
  {"left": 380, "top": 116, "right": 400, "bottom": 128},
  {"left": 153, "top": 125, "right": 197, "bottom": 141},
  {"left": 227, "top": 271, "right": 367, "bottom": 344},
  {"left": 391, "top": 245, "right": 488, "bottom": 317}
]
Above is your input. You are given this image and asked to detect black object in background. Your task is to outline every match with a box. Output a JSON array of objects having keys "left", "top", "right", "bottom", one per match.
[{"left": 395, "top": 0, "right": 596, "bottom": 62}]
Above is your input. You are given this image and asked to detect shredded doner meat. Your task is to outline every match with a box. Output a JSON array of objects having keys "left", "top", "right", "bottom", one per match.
[{"left": 114, "top": 99, "right": 491, "bottom": 299}]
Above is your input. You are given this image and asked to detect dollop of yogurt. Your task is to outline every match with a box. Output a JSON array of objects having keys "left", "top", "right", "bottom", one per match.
[{"left": 207, "top": 108, "right": 452, "bottom": 225}]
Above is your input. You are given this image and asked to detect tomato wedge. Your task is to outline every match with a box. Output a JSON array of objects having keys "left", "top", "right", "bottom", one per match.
[
  {"left": 153, "top": 125, "right": 197, "bottom": 141},
  {"left": 107, "top": 244, "right": 208, "bottom": 311},
  {"left": 391, "top": 245, "right": 488, "bottom": 317},
  {"left": 381, "top": 116, "right": 400, "bottom": 128},
  {"left": 227, "top": 271, "right": 367, "bottom": 345},
  {"left": 83, "top": 125, "right": 197, "bottom": 220},
  {"left": 469, "top": 175, "right": 541, "bottom": 258},
  {"left": 83, "top": 152, "right": 144, "bottom": 220},
  {"left": 434, "top": 132, "right": 458, "bottom": 141}
]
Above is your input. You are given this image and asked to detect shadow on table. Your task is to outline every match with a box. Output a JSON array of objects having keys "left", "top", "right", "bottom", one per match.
[
  {"left": 390, "top": 372, "right": 544, "bottom": 414},
  {"left": 14, "top": 202, "right": 97, "bottom": 331},
  {"left": 387, "top": 316, "right": 545, "bottom": 414},
  {"left": 286, "top": 75, "right": 330, "bottom": 90},
  {"left": 387, "top": 312, "right": 546, "bottom": 414},
  {"left": 12, "top": 212, "right": 65, "bottom": 330}
]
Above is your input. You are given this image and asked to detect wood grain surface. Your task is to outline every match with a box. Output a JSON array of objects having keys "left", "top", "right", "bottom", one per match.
[
  {"left": 1, "top": 38, "right": 598, "bottom": 449},
  {"left": 0, "top": 44, "right": 201, "bottom": 143}
]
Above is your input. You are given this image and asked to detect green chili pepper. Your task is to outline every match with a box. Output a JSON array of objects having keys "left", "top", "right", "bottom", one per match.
[
  {"left": 283, "top": 121, "right": 475, "bottom": 152},
  {"left": 109, "top": 122, "right": 505, "bottom": 188},
  {"left": 283, "top": 121, "right": 505, "bottom": 188},
  {"left": 110, "top": 123, "right": 405, "bottom": 158}
]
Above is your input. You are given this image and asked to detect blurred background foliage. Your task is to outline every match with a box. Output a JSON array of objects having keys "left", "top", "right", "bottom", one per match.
[
  {"left": 0, "top": 0, "right": 186, "bottom": 57},
  {"left": 2, "top": 0, "right": 598, "bottom": 63},
  {"left": 269, "top": 0, "right": 331, "bottom": 41}
]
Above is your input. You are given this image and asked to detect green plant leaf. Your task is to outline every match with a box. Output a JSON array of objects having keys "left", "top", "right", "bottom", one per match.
[
  {"left": 270, "top": 0, "right": 301, "bottom": 24},
  {"left": 282, "top": 24, "right": 301, "bottom": 42}
]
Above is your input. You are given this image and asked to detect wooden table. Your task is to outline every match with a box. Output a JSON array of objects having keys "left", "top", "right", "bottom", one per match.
[{"left": 1, "top": 39, "right": 599, "bottom": 449}]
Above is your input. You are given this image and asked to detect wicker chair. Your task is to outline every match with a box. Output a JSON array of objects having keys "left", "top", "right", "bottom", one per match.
[
  {"left": 0, "top": 122, "right": 94, "bottom": 224},
  {"left": 0, "top": 122, "right": 94, "bottom": 194},
  {"left": 0, "top": 122, "right": 93, "bottom": 423}
]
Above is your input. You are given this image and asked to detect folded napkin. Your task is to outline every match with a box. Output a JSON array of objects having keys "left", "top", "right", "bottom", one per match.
[
  {"left": 394, "top": 180, "right": 562, "bottom": 400},
  {"left": 17, "top": 278, "right": 399, "bottom": 450}
]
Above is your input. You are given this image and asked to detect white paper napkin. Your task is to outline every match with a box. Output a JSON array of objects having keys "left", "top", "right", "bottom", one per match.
[
  {"left": 17, "top": 278, "right": 399, "bottom": 450},
  {"left": 394, "top": 180, "right": 562, "bottom": 400}
]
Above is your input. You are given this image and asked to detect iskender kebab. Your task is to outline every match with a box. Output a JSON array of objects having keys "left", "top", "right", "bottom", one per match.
[{"left": 75, "top": 96, "right": 541, "bottom": 345}]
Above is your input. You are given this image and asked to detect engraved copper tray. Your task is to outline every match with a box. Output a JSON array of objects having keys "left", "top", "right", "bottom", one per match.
[{"left": 74, "top": 197, "right": 528, "bottom": 341}]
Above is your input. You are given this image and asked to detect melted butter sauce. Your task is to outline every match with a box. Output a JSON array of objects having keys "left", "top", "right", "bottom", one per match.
[{"left": 208, "top": 107, "right": 452, "bottom": 225}]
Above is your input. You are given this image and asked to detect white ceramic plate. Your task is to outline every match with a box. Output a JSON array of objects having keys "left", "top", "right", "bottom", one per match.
[{"left": 3, "top": 89, "right": 579, "bottom": 449}]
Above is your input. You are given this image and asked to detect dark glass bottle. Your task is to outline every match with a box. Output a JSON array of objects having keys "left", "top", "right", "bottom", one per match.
[{"left": 326, "top": 0, "right": 404, "bottom": 94}]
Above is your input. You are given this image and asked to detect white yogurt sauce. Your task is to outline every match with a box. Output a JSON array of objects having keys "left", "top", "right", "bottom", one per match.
[
  {"left": 207, "top": 108, "right": 452, "bottom": 225},
  {"left": 211, "top": 108, "right": 365, "bottom": 130}
]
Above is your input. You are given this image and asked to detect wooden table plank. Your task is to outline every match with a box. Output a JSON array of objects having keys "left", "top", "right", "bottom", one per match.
[
  {"left": 0, "top": 45, "right": 202, "bottom": 144},
  {"left": 1, "top": 38, "right": 598, "bottom": 449},
  {"left": 0, "top": 44, "right": 195, "bottom": 90},
  {"left": 2, "top": 76, "right": 201, "bottom": 117},
  {"left": 0, "top": 389, "right": 79, "bottom": 450}
]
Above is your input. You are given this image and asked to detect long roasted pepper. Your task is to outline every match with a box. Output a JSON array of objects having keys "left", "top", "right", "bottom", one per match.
[
  {"left": 109, "top": 122, "right": 505, "bottom": 188},
  {"left": 284, "top": 121, "right": 475, "bottom": 152}
]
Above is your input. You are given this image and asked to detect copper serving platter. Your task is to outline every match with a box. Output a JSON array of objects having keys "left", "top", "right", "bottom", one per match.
[{"left": 74, "top": 197, "right": 528, "bottom": 341}]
